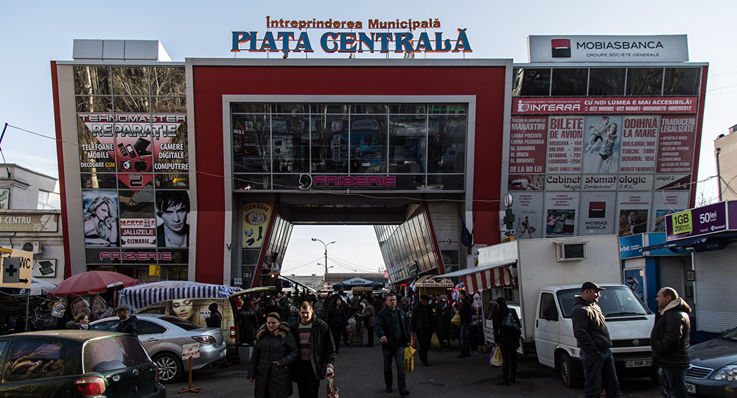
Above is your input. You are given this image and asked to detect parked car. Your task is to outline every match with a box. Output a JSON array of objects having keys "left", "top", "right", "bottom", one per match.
[
  {"left": 90, "top": 314, "right": 226, "bottom": 383},
  {"left": 0, "top": 329, "right": 165, "bottom": 397},
  {"left": 685, "top": 326, "right": 737, "bottom": 397}
]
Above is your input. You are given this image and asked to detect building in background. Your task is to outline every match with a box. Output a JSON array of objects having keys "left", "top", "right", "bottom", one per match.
[
  {"left": 0, "top": 164, "right": 64, "bottom": 284},
  {"left": 714, "top": 124, "right": 737, "bottom": 201}
]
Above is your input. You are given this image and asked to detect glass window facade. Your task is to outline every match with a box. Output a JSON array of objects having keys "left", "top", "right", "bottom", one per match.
[
  {"left": 74, "top": 65, "right": 189, "bottom": 281},
  {"left": 231, "top": 103, "right": 468, "bottom": 192},
  {"left": 513, "top": 66, "right": 701, "bottom": 97},
  {"left": 374, "top": 206, "right": 439, "bottom": 283}
]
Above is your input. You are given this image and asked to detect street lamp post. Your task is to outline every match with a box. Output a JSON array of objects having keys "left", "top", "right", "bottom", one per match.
[{"left": 312, "top": 238, "right": 335, "bottom": 281}]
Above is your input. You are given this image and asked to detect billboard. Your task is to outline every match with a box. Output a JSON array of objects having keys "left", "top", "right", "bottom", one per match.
[{"left": 529, "top": 35, "right": 689, "bottom": 63}]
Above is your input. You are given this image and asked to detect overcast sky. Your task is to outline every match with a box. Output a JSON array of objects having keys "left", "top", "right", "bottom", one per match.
[{"left": 2, "top": 0, "right": 735, "bottom": 275}]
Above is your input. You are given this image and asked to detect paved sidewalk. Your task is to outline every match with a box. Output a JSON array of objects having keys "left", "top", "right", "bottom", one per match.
[{"left": 168, "top": 343, "right": 659, "bottom": 397}]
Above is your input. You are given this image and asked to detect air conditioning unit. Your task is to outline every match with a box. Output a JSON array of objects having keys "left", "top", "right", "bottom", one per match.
[
  {"left": 22, "top": 241, "right": 42, "bottom": 254},
  {"left": 553, "top": 240, "right": 586, "bottom": 262}
]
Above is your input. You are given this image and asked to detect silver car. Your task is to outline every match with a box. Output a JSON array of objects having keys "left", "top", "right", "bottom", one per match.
[{"left": 90, "top": 314, "right": 226, "bottom": 383}]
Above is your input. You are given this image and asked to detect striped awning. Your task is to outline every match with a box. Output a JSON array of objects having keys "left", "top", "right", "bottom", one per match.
[
  {"left": 119, "top": 281, "right": 242, "bottom": 312},
  {"left": 462, "top": 266, "right": 513, "bottom": 295}
]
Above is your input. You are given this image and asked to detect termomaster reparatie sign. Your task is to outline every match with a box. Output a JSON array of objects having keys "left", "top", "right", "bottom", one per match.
[{"left": 231, "top": 17, "right": 472, "bottom": 57}]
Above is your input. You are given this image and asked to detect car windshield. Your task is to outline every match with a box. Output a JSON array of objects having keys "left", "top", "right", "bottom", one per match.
[
  {"left": 557, "top": 286, "right": 652, "bottom": 318},
  {"left": 160, "top": 315, "right": 200, "bottom": 331},
  {"left": 83, "top": 335, "right": 150, "bottom": 372}
]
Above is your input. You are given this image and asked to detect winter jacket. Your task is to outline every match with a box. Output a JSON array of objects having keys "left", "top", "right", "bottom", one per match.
[
  {"left": 206, "top": 309, "right": 222, "bottom": 328},
  {"left": 650, "top": 298, "right": 691, "bottom": 368},
  {"left": 326, "top": 302, "right": 348, "bottom": 329},
  {"left": 288, "top": 317, "right": 336, "bottom": 381},
  {"left": 411, "top": 303, "right": 435, "bottom": 336},
  {"left": 460, "top": 296, "right": 473, "bottom": 326},
  {"left": 116, "top": 315, "right": 139, "bottom": 336},
  {"left": 375, "top": 306, "right": 410, "bottom": 347},
  {"left": 492, "top": 306, "right": 521, "bottom": 349},
  {"left": 358, "top": 300, "right": 376, "bottom": 327},
  {"left": 572, "top": 297, "right": 612, "bottom": 353},
  {"left": 247, "top": 322, "right": 298, "bottom": 398},
  {"left": 239, "top": 307, "right": 260, "bottom": 345}
]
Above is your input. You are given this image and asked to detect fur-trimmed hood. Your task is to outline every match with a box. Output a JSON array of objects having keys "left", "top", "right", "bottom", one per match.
[{"left": 256, "top": 321, "right": 290, "bottom": 340}]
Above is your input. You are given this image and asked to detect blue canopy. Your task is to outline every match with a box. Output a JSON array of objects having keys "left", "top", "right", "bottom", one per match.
[
  {"left": 333, "top": 277, "right": 383, "bottom": 289},
  {"left": 119, "top": 281, "right": 242, "bottom": 312}
]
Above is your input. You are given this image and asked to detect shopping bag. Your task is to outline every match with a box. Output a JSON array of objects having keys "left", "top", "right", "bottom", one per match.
[
  {"left": 450, "top": 313, "right": 461, "bottom": 327},
  {"left": 431, "top": 333, "right": 441, "bottom": 349},
  {"left": 326, "top": 370, "right": 339, "bottom": 398},
  {"left": 404, "top": 345, "right": 416, "bottom": 373},
  {"left": 490, "top": 345, "right": 503, "bottom": 367}
]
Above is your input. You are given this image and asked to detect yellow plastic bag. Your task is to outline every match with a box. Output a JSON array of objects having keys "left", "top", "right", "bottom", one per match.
[
  {"left": 431, "top": 333, "right": 441, "bottom": 349},
  {"left": 490, "top": 345, "right": 503, "bottom": 367},
  {"left": 404, "top": 345, "right": 416, "bottom": 373},
  {"left": 450, "top": 313, "right": 461, "bottom": 327}
]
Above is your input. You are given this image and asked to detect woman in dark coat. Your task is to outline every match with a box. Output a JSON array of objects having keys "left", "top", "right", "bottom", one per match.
[
  {"left": 492, "top": 297, "right": 522, "bottom": 385},
  {"left": 239, "top": 299, "right": 260, "bottom": 346},
  {"left": 326, "top": 297, "right": 348, "bottom": 354},
  {"left": 248, "top": 312, "right": 298, "bottom": 398}
]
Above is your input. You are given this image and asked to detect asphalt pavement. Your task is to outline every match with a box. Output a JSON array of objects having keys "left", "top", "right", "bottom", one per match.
[{"left": 167, "top": 343, "right": 660, "bottom": 397}]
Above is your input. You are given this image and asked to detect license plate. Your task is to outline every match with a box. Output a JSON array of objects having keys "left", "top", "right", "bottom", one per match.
[
  {"left": 624, "top": 359, "right": 652, "bottom": 368},
  {"left": 686, "top": 383, "right": 696, "bottom": 394}
]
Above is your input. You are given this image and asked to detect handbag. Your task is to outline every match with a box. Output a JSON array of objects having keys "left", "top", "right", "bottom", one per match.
[
  {"left": 450, "top": 313, "right": 461, "bottom": 327},
  {"left": 490, "top": 345, "right": 503, "bottom": 367},
  {"left": 431, "top": 333, "right": 441, "bottom": 349},
  {"left": 502, "top": 311, "right": 521, "bottom": 334},
  {"left": 326, "top": 371, "right": 339, "bottom": 398},
  {"left": 404, "top": 345, "right": 416, "bottom": 373}
]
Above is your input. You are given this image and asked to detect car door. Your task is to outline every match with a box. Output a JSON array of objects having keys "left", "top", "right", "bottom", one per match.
[
  {"left": 535, "top": 291, "right": 560, "bottom": 368},
  {"left": 0, "top": 337, "right": 77, "bottom": 398},
  {"left": 137, "top": 320, "right": 166, "bottom": 354}
]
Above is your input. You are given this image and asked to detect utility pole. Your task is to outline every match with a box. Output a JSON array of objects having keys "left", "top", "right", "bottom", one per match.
[{"left": 311, "top": 238, "right": 335, "bottom": 284}]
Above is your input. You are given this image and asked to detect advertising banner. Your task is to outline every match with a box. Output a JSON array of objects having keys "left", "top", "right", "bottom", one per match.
[
  {"left": 582, "top": 115, "right": 621, "bottom": 174},
  {"left": 155, "top": 191, "right": 190, "bottom": 248},
  {"left": 657, "top": 116, "right": 697, "bottom": 173},
  {"left": 512, "top": 97, "right": 698, "bottom": 115},
  {"left": 511, "top": 192, "right": 543, "bottom": 240},
  {"left": 82, "top": 190, "right": 119, "bottom": 247},
  {"left": 618, "top": 116, "right": 659, "bottom": 173},
  {"left": 666, "top": 202, "right": 727, "bottom": 240},
  {"left": 544, "top": 192, "right": 579, "bottom": 237},
  {"left": 0, "top": 189, "right": 9, "bottom": 209},
  {"left": 619, "top": 234, "right": 644, "bottom": 259},
  {"left": 242, "top": 202, "right": 273, "bottom": 248},
  {"left": 582, "top": 174, "right": 617, "bottom": 191},
  {"left": 623, "top": 267, "right": 646, "bottom": 301},
  {"left": 617, "top": 192, "right": 652, "bottom": 237},
  {"left": 655, "top": 174, "right": 691, "bottom": 191},
  {"left": 78, "top": 113, "right": 186, "bottom": 190},
  {"left": 509, "top": 116, "right": 547, "bottom": 174},
  {"left": 546, "top": 116, "right": 584, "bottom": 174},
  {"left": 0, "top": 214, "right": 58, "bottom": 232},
  {"left": 545, "top": 175, "right": 581, "bottom": 191},
  {"left": 508, "top": 174, "right": 544, "bottom": 191},
  {"left": 651, "top": 191, "right": 690, "bottom": 232},
  {"left": 120, "top": 218, "right": 157, "bottom": 248},
  {"left": 529, "top": 35, "right": 689, "bottom": 63},
  {"left": 579, "top": 191, "right": 616, "bottom": 235}
]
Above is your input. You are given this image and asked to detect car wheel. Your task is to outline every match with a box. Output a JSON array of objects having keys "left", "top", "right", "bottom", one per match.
[
  {"left": 558, "top": 352, "right": 581, "bottom": 388},
  {"left": 154, "top": 352, "right": 183, "bottom": 383}
]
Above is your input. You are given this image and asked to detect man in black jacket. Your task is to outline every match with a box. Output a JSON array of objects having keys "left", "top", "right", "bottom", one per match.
[
  {"left": 458, "top": 289, "right": 473, "bottom": 358},
  {"left": 114, "top": 305, "right": 139, "bottom": 336},
  {"left": 572, "top": 282, "right": 620, "bottom": 398},
  {"left": 289, "top": 300, "right": 336, "bottom": 398},
  {"left": 651, "top": 287, "right": 691, "bottom": 398},
  {"left": 375, "top": 293, "right": 411, "bottom": 396},
  {"left": 411, "top": 295, "right": 435, "bottom": 366}
]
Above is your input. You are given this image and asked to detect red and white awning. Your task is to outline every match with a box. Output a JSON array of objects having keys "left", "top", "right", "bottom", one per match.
[{"left": 462, "top": 266, "right": 513, "bottom": 295}]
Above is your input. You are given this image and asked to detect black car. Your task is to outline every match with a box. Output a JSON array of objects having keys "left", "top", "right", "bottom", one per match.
[
  {"left": 685, "top": 326, "right": 737, "bottom": 397},
  {"left": 0, "top": 330, "right": 165, "bottom": 398}
]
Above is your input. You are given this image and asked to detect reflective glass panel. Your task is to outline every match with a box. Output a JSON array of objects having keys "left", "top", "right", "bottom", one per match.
[
  {"left": 518, "top": 68, "right": 551, "bottom": 96},
  {"left": 150, "top": 66, "right": 185, "bottom": 96},
  {"left": 74, "top": 65, "right": 111, "bottom": 95},
  {"left": 663, "top": 68, "right": 700, "bottom": 96},
  {"left": 76, "top": 96, "right": 113, "bottom": 113},
  {"left": 589, "top": 68, "right": 626, "bottom": 96},
  {"left": 272, "top": 115, "right": 309, "bottom": 173},
  {"left": 350, "top": 115, "right": 387, "bottom": 173},
  {"left": 311, "top": 115, "right": 349, "bottom": 173},
  {"left": 551, "top": 68, "right": 588, "bottom": 96},
  {"left": 626, "top": 68, "right": 663, "bottom": 96},
  {"left": 112, "top": 66, "right": 149, "bottom": 96},
  {"left": 233, "top": 114, "right": 270, "bottom": 172},
  {"left": 428, "top": 115, "right": 466, "bottom": 173},
  {"left": 389, "top": 115, "right": 426, "bottom": 173}
]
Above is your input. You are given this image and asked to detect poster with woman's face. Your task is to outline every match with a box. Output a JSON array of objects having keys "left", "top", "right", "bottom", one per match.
[{"left": 82, "top": 190, "right": 119, "bottom": 247}]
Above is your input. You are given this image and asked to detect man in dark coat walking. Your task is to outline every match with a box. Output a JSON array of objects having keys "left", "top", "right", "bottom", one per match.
[
  {"left": 375, "top": 293, "right": 411, "bottom": 396},
  {"left": 411, "top": 295, "right": 435, "bottom": 366},
  {"left": 458, "top": 289, "right": 473, "bottom": 358},
  {"left": 651, "top": 287, "right": 691, "bottom": 398},
  {"left": 289, "top": 300, "right": 336, "bottom": 398},
  {"left": 114, "top": 305, "right": 139, "bottom": 336},
  {"left": 572, "top": 282, "right": 620, "bottom": 398},
  {"left": 326, "top": 297, "right": 348, "bottom": 354},
  {"left": 492, "top": 297, "right": 522, "bottom": 385}
]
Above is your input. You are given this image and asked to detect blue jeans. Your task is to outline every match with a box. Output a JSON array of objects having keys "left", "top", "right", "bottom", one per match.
[
  {"left": 382, "top": 344, "right": 407, "bottom": 392},
  {"left": 580, "top": 349, "right": 620, "bottom": 398},
  {"left": 661, "top": 366, "right": 688, "bottom": 398},
  {"left": 459, "top": 324, "right": 470, "bottom": 356}
]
